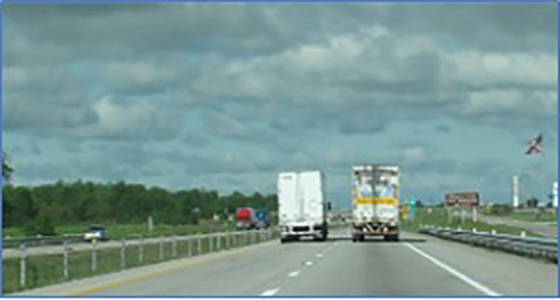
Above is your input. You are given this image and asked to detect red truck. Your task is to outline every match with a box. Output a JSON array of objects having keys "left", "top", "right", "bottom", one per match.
[{"left": 236, "top": 207, "right": 256, "bottom": 230}]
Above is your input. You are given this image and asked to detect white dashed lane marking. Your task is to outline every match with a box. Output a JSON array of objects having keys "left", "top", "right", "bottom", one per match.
[
  {"left": 288, "top": 271, "right": 301, "bottom": 277},
  {"left": 261, "top": 288, "right": 280, "bottom": 296}
]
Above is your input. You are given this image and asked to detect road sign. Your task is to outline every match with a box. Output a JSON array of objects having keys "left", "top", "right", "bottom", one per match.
[{"left": 444, "top": 192, "right": 481, "bottom": 208}]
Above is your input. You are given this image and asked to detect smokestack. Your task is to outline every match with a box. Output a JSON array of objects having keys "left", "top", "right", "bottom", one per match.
[
  {"left": 553, "top": 182, "right": 558, "bottom": 208},
  {"left": 513, "top": 176, "right": 519, "bottom": 209}
]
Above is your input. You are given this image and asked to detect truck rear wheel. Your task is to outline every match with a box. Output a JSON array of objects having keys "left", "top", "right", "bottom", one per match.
[
  {"left": 353, "top": 234, "right": 364, "bottom": 242},
  {"left": 384, "top": 234, "right": 399, "bottom": 242}
]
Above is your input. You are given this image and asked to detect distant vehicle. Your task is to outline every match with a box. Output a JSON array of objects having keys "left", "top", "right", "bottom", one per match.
[
  {"left": 236, "top": 207, "right": 256, "bottom": 230},
  {"left": 255, "top": 210, "right": 271, "bottom": 229},
  {"left": 84, "top": 225, "right": 109, "bottom": 242},
  {"left": 278, "top": 170, "right": 331, "bottom": 243},
  {"left": 351, "top": 165, "right": 400, "bottom": 242}
]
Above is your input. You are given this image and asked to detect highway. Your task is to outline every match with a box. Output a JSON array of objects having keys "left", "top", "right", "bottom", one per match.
[
  {"left": 479, "top": 215, "right": 558, "bottom": 239},
  {"left": 18, "top": 228, "right": 557, "bottom": 296}
]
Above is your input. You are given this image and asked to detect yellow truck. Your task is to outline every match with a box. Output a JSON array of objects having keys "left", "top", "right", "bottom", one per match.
[{"left": 351, "top": 165, "right": 400, "bottom": 242}]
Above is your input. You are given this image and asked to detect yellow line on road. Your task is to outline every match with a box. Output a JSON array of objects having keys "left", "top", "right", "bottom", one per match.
[{"left": 70, "top": 259, "right": 213, "bottom": 295}]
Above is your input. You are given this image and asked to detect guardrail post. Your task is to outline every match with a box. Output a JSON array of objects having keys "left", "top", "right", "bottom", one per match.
[
  {"left": 20, "top": 243, "right": 26, "bottom": 288},
  {"left": 63, "top": 240, "right": 69, "bottom": 279},
  {"left": 188, "top": 237, "right": 193, "bottom": 257},
  {"left": 521, "top": 231, "right": 526, "bottom": 237},
  {"left": 159, "top": 236, "right": 164, "bottom": 260},
  {"left": 121, "top": 239, "right": 126, "bottom": 270},
  {"left": 172, "top": 235, "right": 178, "bottom": 258},
  {"left": 91, "top": 240, "right": 98, "bottom": 273},
  {"left": 217, "top": 233, "right": 221, "bottom": 251},
  {"left": 139, "top": 235, "right": 144, "bottom": 264},
  {"left": 197, "top": 233, "right": 202, "bottom": 255},
  {"left": 491, "top": 229, "right": 496, "bottom": 235},
  {"left": 209, "top": 234, "right": 214, "bottom": 252},
  {"left": 226, "top": 232, "right": 230, "bottom": 249}
]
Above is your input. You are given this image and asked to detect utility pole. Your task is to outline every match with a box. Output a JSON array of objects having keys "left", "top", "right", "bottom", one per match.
[{"left": 513, "top": 176, "right": 519, "bottom": 209}]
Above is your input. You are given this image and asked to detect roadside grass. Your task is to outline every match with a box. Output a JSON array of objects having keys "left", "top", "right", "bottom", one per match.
[
  {"left": 3, "top": 231, "right": 274, "bottom": 294},
  {"left": 3, "top": 220, "right": 236, "bottom": 240},
  {"left": 4, "top": 218, "right": 279, "bottom": 240},
  {"left": 502, "top": 211, "right": 558, "bottom": 223},
  {"left": 401, "top": 208, "right": 541, "bottom": 237}
]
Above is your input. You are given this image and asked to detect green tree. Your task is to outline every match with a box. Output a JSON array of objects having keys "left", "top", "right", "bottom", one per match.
[
  {"left": 526, "top": 197, "right": 539, "bottom": 208},
  {"left": 2, "top": 151, "right": 14, "bottom": 181}
]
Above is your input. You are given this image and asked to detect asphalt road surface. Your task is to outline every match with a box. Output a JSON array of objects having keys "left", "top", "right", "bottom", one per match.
[
  {"left": 18, "top": 228, "right": 557, "bottom": 296},
  {"left": 479, "top": 215, "right": 558, "bottom": 239}
]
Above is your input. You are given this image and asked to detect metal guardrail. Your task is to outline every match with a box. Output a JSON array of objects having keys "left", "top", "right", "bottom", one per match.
[
  {"left": 3, "top": 234, "right": 84, "bottom": 249},
  {"left": 3, "top": 229, "right": 279, "bottom": 294},
  {"left": 419, "top": 225, "right": 558, "bottom": 263}
]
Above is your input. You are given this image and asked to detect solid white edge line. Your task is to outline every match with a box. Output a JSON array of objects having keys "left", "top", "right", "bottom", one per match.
[
  {"left": 404, "top": 242, "right": 501, "bottom": 296},
  {"left": 261, "top": 288, "right": 280, "bottom": 296}
]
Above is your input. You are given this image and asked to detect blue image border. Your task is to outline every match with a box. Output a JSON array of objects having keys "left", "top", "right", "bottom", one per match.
[{"left": 0, "top": 0, "right": 558, "bottom": 298}]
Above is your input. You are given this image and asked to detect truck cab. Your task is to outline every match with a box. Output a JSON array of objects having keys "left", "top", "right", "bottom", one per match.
[{"left": 236, "top": 207, "right": 256, "bottom": 230}]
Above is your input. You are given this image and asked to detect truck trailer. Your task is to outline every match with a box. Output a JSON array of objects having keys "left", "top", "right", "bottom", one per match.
[
  {"left": 278, "top": 171, "right": 330, "bottom": 243},
  {"left": 351, "top": 165, "right": 400, "bottom": 242}
]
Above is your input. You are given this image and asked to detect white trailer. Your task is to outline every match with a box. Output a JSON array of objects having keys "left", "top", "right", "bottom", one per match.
[
  {"left": 277, "top": 171, "right": 331, "bottom": 243},
  {"left": 351, "top": 165, "right": 400, "bottom": 242}
]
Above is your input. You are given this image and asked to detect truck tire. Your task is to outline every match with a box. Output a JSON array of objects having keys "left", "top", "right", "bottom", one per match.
[
  {"left": 384, "top": 234, "right": 399, "bottom": 242},
  {"left": 320, "top": 229, "right": 328, "bottom": 241},
  {"left": 353, "top": 234, "right": 364, "bottom": 242},
  {"left": 352, "top": 232, "right": 364, "bottom": 242}
]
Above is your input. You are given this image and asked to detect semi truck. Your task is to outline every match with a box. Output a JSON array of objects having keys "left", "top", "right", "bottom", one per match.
[
  {"left": 277, "top": 170, "right": 331, "bottom": 243},
  {"left": 255, "top": 210, "right": 271, "bottom": 229},
  {"left": 236, "top": 207, "right": 256, "bottom": 230},
  {"left": 351, "top": 165, "right": 400, "bottom": 242}
]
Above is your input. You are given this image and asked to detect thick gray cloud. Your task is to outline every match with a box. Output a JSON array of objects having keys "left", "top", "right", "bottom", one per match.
[{"left": 4, "top": 4, "right": 557, "bottom": 203}]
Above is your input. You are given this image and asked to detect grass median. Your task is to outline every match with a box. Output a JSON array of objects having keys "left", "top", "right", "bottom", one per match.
[
  {"left": 401, "top": 208, "right": 541, "bottom": 237},
  {"left": 3, "top": 220, "right": 237, "bottom": 240}
]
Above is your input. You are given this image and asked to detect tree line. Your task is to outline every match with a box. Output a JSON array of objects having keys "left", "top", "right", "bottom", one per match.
[{"left": 3, "top": 180, "right": 277, "bottom": 236}]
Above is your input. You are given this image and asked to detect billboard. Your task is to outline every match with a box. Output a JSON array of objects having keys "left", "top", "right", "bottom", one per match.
[{"left": 444, "top": 192, "right": 481, "bottom": 208}]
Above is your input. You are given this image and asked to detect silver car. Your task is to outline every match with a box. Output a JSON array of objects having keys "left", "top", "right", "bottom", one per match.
[{"left": 84, "top": 225, "right": 109, "bottom": 242}]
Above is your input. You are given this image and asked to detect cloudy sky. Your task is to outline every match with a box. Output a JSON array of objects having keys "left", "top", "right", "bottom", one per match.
[{"left": 4, "top": 4, "right": 557, "bottom": 208}]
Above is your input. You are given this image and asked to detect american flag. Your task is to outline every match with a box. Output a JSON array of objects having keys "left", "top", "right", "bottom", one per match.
[{"left": 525, "top": 134, "right": 543, "bottom": 155}]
